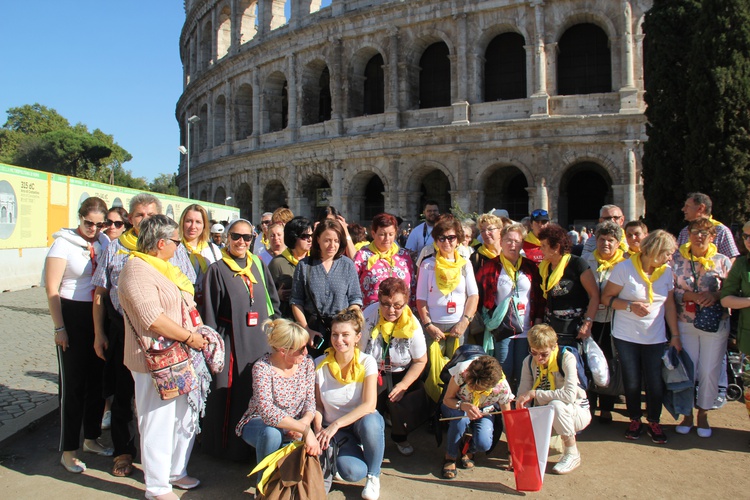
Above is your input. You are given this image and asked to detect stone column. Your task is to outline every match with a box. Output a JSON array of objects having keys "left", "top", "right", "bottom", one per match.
[
  {"left": 455, "top": 14, "right": 468, "bottom": 102},
  {"left": 206, "top": 90, "right": 214, "bottom": 152},
  {"left": 211, "top": 8, "right": 218, "bottom": 67},
  {"left": 530, "top": 0, "right": 549, "bottom": 117},
  {"left": 385, "top": 157, "right": 400, "bottom": 213},
  {"left": 385, "top": 27, "right": 401, "bottom": 129},
  {"left": 620, "top": 140, "right": 639, "bottom": 221},
  {"left": 252, "top": 169, "right": 261, "bottom": 223},
  {"left": 257, "top": 0, "right": 269, "bottom": 37},
  {"left": 328, "top": 37, "right": 344, "bottom": 136},
  {"left": 230, "top": 0, "right": 240, "bottom": 55},
  {"left": 287, "top": 53, "right": 298, "bottom": 142},
  {"left": 251, "top": 70, "right": 261, "bottom": 147},
  {"left": 619, "top": 0, "right": 639, "bottom": 112},
  {"left": 224, "top": 81, "right": 233, "bottom": 152},
  {"left": 331, "top": 161, "right": 344, "bottom": 211}
]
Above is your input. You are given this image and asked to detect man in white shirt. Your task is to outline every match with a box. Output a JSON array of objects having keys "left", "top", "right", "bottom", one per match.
[
  {"left": 405, "top": 200, "right": 440, "bottom": 257},
  {"left": 253, "top": 212, "right": 273, "bottom": 253},
  {"left": 582, "top": 205, "right": 625, "bottom": 258}
]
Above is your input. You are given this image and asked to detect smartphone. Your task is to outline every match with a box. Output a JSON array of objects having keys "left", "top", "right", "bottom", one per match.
[{"left": 314, "top": 336, "right": 325, "bottom": 349}]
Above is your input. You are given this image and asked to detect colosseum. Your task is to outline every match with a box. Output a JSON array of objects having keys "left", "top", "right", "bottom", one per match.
[{"left": 176, "top": 0, "right": 649, "bottom": 227}]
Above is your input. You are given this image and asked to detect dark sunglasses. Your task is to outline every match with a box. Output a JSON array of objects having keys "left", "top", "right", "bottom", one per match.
[
  {"left": 104, "top": 219, "right": 125, "bottom": 228},
  {"left": 437, "top": 235, "right": 458, "bottom": 243},
  {"left": 230, "top": 232, "right": 253, "bottom": 242},
  {"left": 298, "top": 233, "right": 313, "bottom": 241},
  {"left": 82, "top": 219, "right": 105, "bottom": 229},
  {"left": 531, "top": 209, "right": 549, "bottom": 221},
  {"left": 168, "top": 238, "right": 182, "bottom": 246},
  {"left": 260, "top": 220, "right": 271, "bottom": 226},
  {"left": 742, "top": 233, "right": 750, "bottom": 241}
]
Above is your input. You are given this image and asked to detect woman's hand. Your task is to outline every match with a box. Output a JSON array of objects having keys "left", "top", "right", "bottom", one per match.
[
  {"left": 516, "top": 390, "right": 535, "bottom": 409},
  {"left": 670, "top": 335, "right": 682, "bottom": 352},
  {"left": 303, "top": 428, "right": 321, "bottom": 456},
  {"left": 388, "top": 382, "right": 408, "bottom": 403},
  {"left": 316, "top": 421, "right": 340, "bottom": 450},
  {"left": 459, "top": 401, "right": 484, "bottom": 420},
  {"left": 630, "top": 301, "right": 650, "bottom": 317},
  {"left": 694, "top": 291, "right": 717, "bottom": 307},
  {"left": 426, "top": 324, "right": 445, "bottom": 341},
  {"left": 186, "top": 332, "right": 208, "bottom": 350},
  {"left": 55, "top": 329, "right": 69, "bottom": 351},
  {"left": 449, "top": 317, "right": 469, "bottom": 338},
  {"left": 577, "top": 320, "right": 592, "bottom": 340},
  {"left": 306, "top": 327, "right": 324, "bottom": 347}
]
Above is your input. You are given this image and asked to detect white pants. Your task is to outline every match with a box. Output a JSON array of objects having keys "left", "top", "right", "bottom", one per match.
[
  {"left": 133, "top": 371, "right": 197, "bottom": 496},
  {"left": 678, "top": 320, "right": 730, "bottom": 410},
  {"left": 549, "top": 400, "right": 591, "bottom": 438}
]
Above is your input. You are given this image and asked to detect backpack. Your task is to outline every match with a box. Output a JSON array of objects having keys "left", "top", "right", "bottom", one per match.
[{"left": 527, "top": 345, "right": 588, "bottom": 390}]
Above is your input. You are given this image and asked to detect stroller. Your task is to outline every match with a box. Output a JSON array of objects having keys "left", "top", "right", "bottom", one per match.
[{"left": 726, "top": 349, "right": 745, "bottom": 402}]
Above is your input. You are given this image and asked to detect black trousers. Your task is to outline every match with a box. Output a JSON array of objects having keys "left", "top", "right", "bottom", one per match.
[
  {"left": 378, "top": 369, "right": 429, "bottom": 442},
  {"left": 58, "top": 299, "right": 105, "bottom": 451},
  {"left": 105, "top": 299, "right": 137, "bottom": 458}
]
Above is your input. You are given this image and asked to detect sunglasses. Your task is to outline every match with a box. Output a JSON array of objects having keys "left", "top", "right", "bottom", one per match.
[
  {"left": 104, "top": 219, "right": 125, "bottom": 228},
  {"left": 168, "top": 238, "right": 181, "bottom": 246},
  {"left": 230, "top": 232, "right": 253, "bottom": 242},
  {"left": 260, "top": 220, "right": 271, "bottom": 226},
  {"left": 437, "top": 235, "right": 458, "bottom": 243},
  {"left": 531, "top": 209, "right": 549, "bottom": 220},
  {"left": 298, "top": 233, "right": 313, "bottom": 241},
  {"left": 82, "top": 219, "right": 105, "bottom": 229},
  {"left": 602, "top": 215, "right": 623, "bottom": 222},
  {"left": 742, "top": 233, "right": 750, "bottom": 241}
]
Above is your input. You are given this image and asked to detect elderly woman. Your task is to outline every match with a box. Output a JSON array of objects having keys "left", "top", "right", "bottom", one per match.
[
  {"left": 672, "top": 218, "right": 732, "bottom": 437},
  {"left": 720, "top": 221, "right": 750, "bottom": 422},
  {"left": 440, "top": 356, "right": 513, "bottom": 479},
  {"left": 354, "top": 213, "right": 415, "bottom": 308},
  {"left": 291, "top": 218, "right": 363, "bottom": 355},
  {"left": 517, "top": 324, "right": 592, "bottom": 475},
  {"left": 180, "top": 204, "right": 221, "bottom": 306},
  {"left": 583, "top": 221, "right": 628, "bottom": 423},
  {"left": 257, "top": 221, "right": 286, "bottom": 265},
  {"left": 118, "top": 215, "right": 210, "bottom": 499},
  {"left": 47, "top": 196, "right": 112, "bottom": 473},
  {"left": 469, "top": 213, "right": 504, "bottom": 274},
  {"left": 314, "top": 307, "right": 384, "bottom": 500},
  {"left": 268, "top": 216, "right": 313, "bottom": 319},
  {"left": 476, "top": 223, "right": 545, "bottom": 390},
  {"left": 601, "top": 230, "right": 680, "bottom": 444},
  {"left": 103, "top": 206, "right": 129, "bottom": 241},
  {"left": 417, "top": 214, "right": 479, "bottom": 359},
  {"left": 237, "top": 318, "right": 320, "bottom": 488},
  {"left": 202, "top": 219, "right": 281, "bottom": 461},
  {"left": 360, "top": 277, "right": 427, "bottom": 456},
  {"left": 537, "top": 224, "right": 599, "bottom": 347}
]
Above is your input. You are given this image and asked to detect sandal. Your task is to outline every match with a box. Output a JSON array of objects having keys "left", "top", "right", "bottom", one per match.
[
  {"left": 112, "top": 454, "right": 134, "bottom": 477},
  {"left": 442, "top": 459, "right": 458, "bottom": 480},
  {"left": 460, "top": 453, "right": 475, "bottom": 469}
]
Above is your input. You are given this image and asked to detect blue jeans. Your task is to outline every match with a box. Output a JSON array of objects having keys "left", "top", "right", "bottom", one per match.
[
  {"left": 495, "top": 337, "right": 529, "bottom": 393},
  {"left": 614, "top": 338, "right": 666, "bottom": 423},
  {"left": 241, "top": 418, "right": 289, "bottom": 484},
  {"left": 334, "top": 412, "right": 385, "bottom": 481},
  {"left": 441, "top": 404, "right": 495, "bottom": 458}
]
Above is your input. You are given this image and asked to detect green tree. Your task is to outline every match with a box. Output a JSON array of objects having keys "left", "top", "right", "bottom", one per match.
[
  {"left": 149, "top": 173, "right": 179, "bottom": 196},
  {"left": 4, "top": 103, "right": 69, "bottom": 135},
  {"left": 15, "top": 129, "right": 112, "bottom": 177}
]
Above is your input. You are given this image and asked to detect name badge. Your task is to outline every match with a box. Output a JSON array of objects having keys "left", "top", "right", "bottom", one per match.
[
  {"left": 517, "top": 302, "right": 526, "bottom": 313},
  {"left": 189, "top": 309, "right": 202, "bottom": 327},
  {"left": 446, "top": 301, "right": 457, "bottom": 314},
  {"left": 247, "top": 311, "right": 259, "bottom": 326}
]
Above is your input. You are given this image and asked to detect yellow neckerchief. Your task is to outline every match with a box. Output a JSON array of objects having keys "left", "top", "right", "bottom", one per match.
[
  {"left": 470, "top": 372, "right": 506, "bottom": 406},
  {"left": 532, "top": 346, "right": 560, "bottom": 391},
  {"left": 433, "top": 244, "right": 467, "bottom": 295},
  {"left": 250, "top": 441, "right": 303, "bottom": 496},
  {"left": 524, "top": 232, "right": 541, "bottom": 246},
  {"left": 366, "top": 242, "right": 399, "bottom": 270},
  {"left": 593, "top": 248, "right": 626, "bottom": 273},
  {"left": 619, "top": 233, "right": 628, "bottom": 253},
  {"left": 679, "top": 242, "right": 718, "bottom": 271},
  {"left": 355, "top": 241, "right": 369, "bottom": 250},
  {"left": 477, "top": 244, "right": 499, "bottom": 260},
  {"left": 627, "top": 247, "right": 640, "bottom": 256},
  {"left": 183, "top": 239, "right": 209, "bottom": 273},
  {"left": 316, "top": 347, "right": 366, "bottom": 384},
  {"left": 221, "top": 248, "right": 257, "bottom": 284},
  {"left": 499, "top": 253, "right": 522, "bottom": 284},
  {"left": 539, "top": 254, "right": 572, "bottom": 299},
  {"left": 281, "top": 248, "right": 302, "bottom": 267},
  {"left": 130, "top": 251, "right": 195, "bottom": 295},
  {"left": 117, "top": 228, "right": 138, "bottom": 253},
  {"left": 632, "top": 254, "right": 668, "bottom": 303},
  {"left": 261, "top": 233, "right": 269, "bottom": 249},
  {"left": 708, "top": 216, "right": 722, "bottom": 227},
  {"left": 370, "top": 306, "right": 416, "bottom": 344}
]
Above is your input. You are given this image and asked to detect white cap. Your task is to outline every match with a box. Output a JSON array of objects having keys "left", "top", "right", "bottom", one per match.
[
  {"left": 210, "top": 223, "right": 225, "bottom": 234},
  {"left": 492, "top": 208, "right": 509, "bottom": 218}
]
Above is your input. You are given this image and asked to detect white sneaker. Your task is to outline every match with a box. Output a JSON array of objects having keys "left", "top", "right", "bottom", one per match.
[
  {"left": 552, "top": 452, "right": 581, "bottom": 475},
  {"left": 361, "top": 474, "right": 380, "bottom": 500}
]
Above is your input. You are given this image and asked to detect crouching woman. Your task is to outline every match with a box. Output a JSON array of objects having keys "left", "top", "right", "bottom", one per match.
[{"left": 517, "top": 324, "right": 591, "bottom": 475}]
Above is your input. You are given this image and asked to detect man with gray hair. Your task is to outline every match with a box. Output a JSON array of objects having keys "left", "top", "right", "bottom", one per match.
[
  {"left": 91, "top": 193, "right": 196, "bottom": 478},
  {"left": 253, "top": 211, "right": 273, "bottom": 253},
  {"left": 581, "top": 204, "right": 626, "bottom": 258},
  {"left": 677, "top": 192, "right": 739, "bottom": 259}
]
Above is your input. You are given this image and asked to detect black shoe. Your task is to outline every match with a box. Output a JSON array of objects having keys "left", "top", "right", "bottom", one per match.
[{"left": 625, "top": 419, "right": 642, "bottom": 440}]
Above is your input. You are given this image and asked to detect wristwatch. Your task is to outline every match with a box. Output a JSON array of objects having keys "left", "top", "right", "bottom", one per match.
[
  {"left": 455, "top": 400, "right": 462, "bottom": 409},
  {"left": 625, "top": 301, "right": 632, "bottom": 313},
  {"left": 463, "top": 314, "right": 474, "bottom": 322}
]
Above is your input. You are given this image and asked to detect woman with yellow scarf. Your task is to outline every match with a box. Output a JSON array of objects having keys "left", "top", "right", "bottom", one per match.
[
  {"left": 314, "top": 307, "right": 384, "bottom": 500},
  {"left": 360, "top": 277, "right": 428, "bottom": 456},
  {"left": 354, "top": 213, "right": 415, "bottom": 307},
  {"left": 268, "top": 217, "right": 314, "bottom": 318},
  {"left": 416, "top": 214, "right": 479, "bottom": 359},
  {"left": 583, "top": 221, "right": 629, "bottom": 423},
  {"left": 179, "top": 205, "right": 222, "bottom": 307},
  {"left": 601, "top": 230, "right": 680, "bottom": 444},
  {"left": 671, "top": 218, "right": 731, "bottom": 438}
]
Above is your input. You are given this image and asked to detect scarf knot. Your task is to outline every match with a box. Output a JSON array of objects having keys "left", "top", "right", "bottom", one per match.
[
  {"left": 433, "top": 245, "right": 467, "bottom": 296},
  {"left": 679, "top": 242, "right": 717, "bottom": 271},
  {"left": 316, "top": 348, "right": 366, "bottom": 384},
  {"left": 532, "top": 346, "right": 559, "bottom": 391},
  {"left": 370, "top": 307, "right": 416, "bottom": 344},
  {"left": 632, "top": 255, "right": 668, "bottom": 303},
  {"left": 594, "top": 248, "right": 626, "bottom": 273},
  {"left": 539, "top": 254, "right": 572, "bottom": 299},
  {"left": 221, "top": 248, "right": 258, "bottom": 283},
  {"left": 366, "top": 242, "right": 399, "bottom": 271},
  {"left": 130, "top": 251, "right": 195, "bottom": 296}
]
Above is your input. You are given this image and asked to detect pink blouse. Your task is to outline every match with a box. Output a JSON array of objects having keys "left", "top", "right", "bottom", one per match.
[{"left": 353, "top": 246, "right": 415, "bottom": 307}]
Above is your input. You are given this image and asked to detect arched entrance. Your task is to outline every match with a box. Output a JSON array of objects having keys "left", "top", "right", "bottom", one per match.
[
  {"left": 483, "top": 166, "right": 529, "bottom": 220},
  {"left": 558, "top": 162, "right": 612, "bottom": 226},
  {"left": 262, "top": 181, "right": 288, "bottom": 213},
  {"left": 300, "top": 174, "right": 331, "bottom": 219},
  {"left": 214, "top": 186, "right": 227, "bottom": 205},
  {"left": 235, "top": 182, "right": 252, "bottom": 220},
  {"left": 419, "top": 170, "right": 451, "bottom": 220}
]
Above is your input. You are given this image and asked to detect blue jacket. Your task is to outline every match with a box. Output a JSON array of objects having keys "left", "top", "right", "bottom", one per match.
[{"left": 663, "top": 346, "right": 695, "bottom": 419}]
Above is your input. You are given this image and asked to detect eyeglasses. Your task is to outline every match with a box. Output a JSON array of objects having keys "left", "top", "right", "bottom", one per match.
[
  {"left": 260, "top": 220, "right": 271, "bottom": 226},
  {"left": 742, "top": 233, "right": 750, "bottom": 241},
  {"left": 104, "top": 219, "right": 125, "bottom": 228},
  {"left": 601, "top": 215, "right": 623, "bottom": 222},
  {"left": 437, "top": 235, "right": 458, "bottom": 243},
  {"left": 379, "top": 301, "right": 405, "bottom": 311},
  {"left": 298, "top": 233, "right": 313, "bottom": 241},
  {"left": 481, "top": 227, "right": 498, "bottom": 234},
  {"left": 530, "top": 348, "right": 552, "bottom": 358},
  {"left": 689, "top": 229, "right": 711, "bottom": 238},
  {"left": 230, "top": 232, "right": 253, "bottom": 242},
  {"left": 285, "top": 345, "right": 307, "bottom": 356},
  {"left": 168, "top": 238, "right": 181, "bottom": 246},
  {"left": 81, "top": 219, "right": 105, "bottom": 229}
]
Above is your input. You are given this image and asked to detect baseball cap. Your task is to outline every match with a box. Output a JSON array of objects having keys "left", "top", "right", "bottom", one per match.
[{"left": 210, "top": 223, "right": 225, "bottom": 234}]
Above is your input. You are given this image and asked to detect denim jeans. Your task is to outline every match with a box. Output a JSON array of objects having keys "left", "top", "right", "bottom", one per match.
[
  {"left": 495, "top": 337, "right": 529, "bottom": 393},
  {"left": 441, "top": 404, "right": 495, "bottom": 458},
  {"left": 335, "top": 412, "right": 385, "bottom": 482},
  {"left": 614, "top": 338, "right": 666, "bottom": 423},
  {"left": 241, "top": 417, "right": 287, "bottom": 478}
]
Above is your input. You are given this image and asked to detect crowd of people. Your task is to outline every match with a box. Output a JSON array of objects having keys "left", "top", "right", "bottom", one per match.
[{"left": 45, "top": 192, "right": 750, "bottom": 498}]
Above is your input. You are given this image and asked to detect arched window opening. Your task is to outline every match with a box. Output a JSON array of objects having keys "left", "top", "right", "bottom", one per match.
[
  {"left": 235, "top": 84, "right": 253, "bottom": 139},
  {"left": 363, "top": 54, "right": 385, "bottom": 115},
  {"left": 557, "top": 23, "right": 612, "bottom": 95},
  {"left": 419, "top": 42, "right": 451, "bottom": 109},
  {"left": 484, "top": 33, "right": 527, "bottom": 101}
]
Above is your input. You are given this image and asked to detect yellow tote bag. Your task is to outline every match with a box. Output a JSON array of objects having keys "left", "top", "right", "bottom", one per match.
[{"left": 424, "top": 336, "right": 459, "bottom": 403}]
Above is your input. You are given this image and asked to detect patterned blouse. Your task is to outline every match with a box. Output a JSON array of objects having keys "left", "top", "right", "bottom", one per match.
[
  {"left": 235, "top": 354, "right": 317, "bottom": 434},
  {"left": 453, "top": 369, "right": 514, "bottom": 408},
  {"left": 353, "top": 246, "right": 415, "bottom": 307},
  {"left": 672, "top": 252, "right": 732, "bottom": 323}
]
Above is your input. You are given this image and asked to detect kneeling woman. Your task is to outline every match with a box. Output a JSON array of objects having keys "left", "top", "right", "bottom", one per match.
[
  {"left": 315, "top": 307, "right": 384, "bottom": 500},
  {"left": 441, "top": 356, "right": 513, "bottom": 480},
  {"left": 517, "top": 324, "right": 592, "bottom": 475},
  {"left": 236, "top": 318, "right": 320, "bottom": 487}
]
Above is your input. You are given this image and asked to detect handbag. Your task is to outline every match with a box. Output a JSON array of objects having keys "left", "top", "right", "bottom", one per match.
[
  {"left": 492, "top": 300, "right": 523, "bottom": 341},
  {"left": 693, "top": 302, "right": 724, "bottom": 333},
  {"left": 592, "top": 331, "right": 624, "bottom": 396}
]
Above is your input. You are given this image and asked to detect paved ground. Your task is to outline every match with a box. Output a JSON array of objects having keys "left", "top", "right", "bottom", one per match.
[{"left": 0, "top": 287, "right": 748, "bottom": 499}]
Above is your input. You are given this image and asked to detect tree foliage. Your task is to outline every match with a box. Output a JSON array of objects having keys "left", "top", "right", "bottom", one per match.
[{"left": 149, "top": 173, "right": 179, "bottom": 196}]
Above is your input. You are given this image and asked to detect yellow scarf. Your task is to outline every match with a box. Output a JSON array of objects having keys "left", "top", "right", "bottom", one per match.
[
  {"left": 261, "top": 233, "right": 269, "bottom": 250},
  {"left": 627, "top": 247, "right": 640, "bottom": 256},
  {"left": 433, "top": 244, "right": 467, "bottom": 296},
  {"left": 183, "top": 239, "right": 209, "bottom": 273},
  {"left": 593, "top": 248, "right": 626, "bottom": 273},
  {"left": 499, "top": 253, "right": 522, "bottom": 284},
  {"left": 250, "top": 441, "right": 303, "bottom": 496},
  {"left": 316, "top": 347, "right": 366, "bottom": 384},
  {"left": 470, "top": 372, "right": 506, "bottom": 406},
  {"left": 708, "top": 216, "right": 722, "bottom": 227},
  {"left": 477, "top": 244, "right": 499, "bottom": 261},
  {"left": 370, "top": 307, "right": 416, "bottom": 344},
  {"left": 539, "top": 254, "right": 572, "bottom": 299},
  {"left": 619, "top": 234, "right": 628, "bottom": 253},
  {"left": 355, "top": 241, "right": 369, "bottom": 251},
  {"left": 632, "top": 255, "right": 668, "bottom": 303},
  {"left": 130, "top": 251, "right": 195, "bottom": 295},
  {"left": 532, "top": 346, "right": 559, "bottom": 391},
  {"left": 366, "top": 242, "right": 399, "bottom": 271},
  {"left": 221, "top": 248, "right": 257, "bottom": 284},
  {"left": 524, "top": 232, "right": 541, "bottom": 246},
  {"left": 679, "top": 242, "right": 717, "bottom": 271},
  {"left": 281, "top": 248, "right": 302, "bottom": 267},
  {"left": 117, "top": 228, "right": 138, "bottom": 253}
]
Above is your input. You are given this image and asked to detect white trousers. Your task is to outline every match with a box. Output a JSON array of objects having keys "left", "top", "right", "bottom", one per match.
[
  {"left": 678, "top": 320, "right": 730, "bottom": 410},
  {"left": 549, "top": 400, "right": 591, "bottom": 438},
  {"left": 133, "top": 371, "right": 196, "bottom": 496}
]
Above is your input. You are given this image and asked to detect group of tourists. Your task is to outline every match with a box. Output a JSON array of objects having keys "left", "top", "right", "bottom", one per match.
[{"left": 45, "top": 191, "right": 750, "bottom": 499}]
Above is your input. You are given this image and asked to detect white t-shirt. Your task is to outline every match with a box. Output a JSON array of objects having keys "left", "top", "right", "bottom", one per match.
[
  {"left": 359, "top": 303, "right": 427, "bottom": 373},
  {"left": 46, "top": 229, "right": 109, "bottom": 301},
  {"left": 496, "top": 267, "right": 532, "bottom": 338},
  {"left": 608, "top": 259, "right": 674, "bottom": 345},
  {"left": 315, "top": 351, "right": 378, "bottom": 425},
  {"left": 416, "top": 257, "right": 478, "bottom": 324}
]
